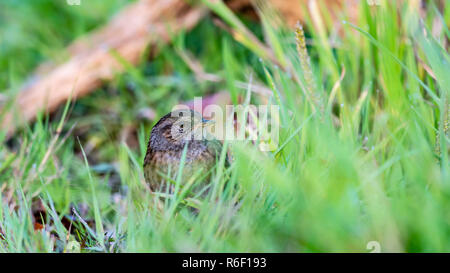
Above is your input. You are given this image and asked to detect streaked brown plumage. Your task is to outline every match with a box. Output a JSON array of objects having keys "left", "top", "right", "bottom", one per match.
[{"left": 143, "top": 109, "right": 223, "bottom": 192}]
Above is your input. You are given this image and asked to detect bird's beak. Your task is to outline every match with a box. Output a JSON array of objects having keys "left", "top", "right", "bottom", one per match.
[{"left": 201, "top": 118, "right": 215, "bottom": 127}]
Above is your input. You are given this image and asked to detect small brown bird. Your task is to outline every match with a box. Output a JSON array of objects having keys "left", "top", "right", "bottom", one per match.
[{"left": 143, "top": 109, "right": 223, "bottom": 192}]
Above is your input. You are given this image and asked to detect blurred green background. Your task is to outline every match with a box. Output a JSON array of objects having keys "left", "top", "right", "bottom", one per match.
[{"left": 0, "top": 0, "right": 449, "bottom": 252}]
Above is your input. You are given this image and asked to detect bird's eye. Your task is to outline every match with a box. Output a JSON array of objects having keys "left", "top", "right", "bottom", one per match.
[
  {"left": 179, "top": 112, "right": 184, "bottom": 117},
  {"left": 180, "top": 124, "right": 184, "bottom": 129}
]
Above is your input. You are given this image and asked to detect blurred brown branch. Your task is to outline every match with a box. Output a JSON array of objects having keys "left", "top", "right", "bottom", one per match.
[{"left": 1, "top": 0, "right": 205, "bottom": 136}]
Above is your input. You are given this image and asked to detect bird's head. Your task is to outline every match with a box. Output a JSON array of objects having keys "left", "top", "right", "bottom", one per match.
[{"left": 150, "top": 109, "right": 214, "bottom": 149}]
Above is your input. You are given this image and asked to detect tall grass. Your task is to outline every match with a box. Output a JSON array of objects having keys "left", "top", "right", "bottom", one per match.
[{"left": 0, "top": 0, "right": 449, "bottom": 252}]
